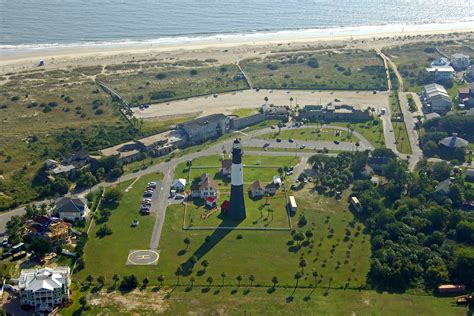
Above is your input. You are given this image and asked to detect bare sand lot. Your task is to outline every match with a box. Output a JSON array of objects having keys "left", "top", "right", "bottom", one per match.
[{"left": 133, "top": 89, "right": 389, "bottom": 119}]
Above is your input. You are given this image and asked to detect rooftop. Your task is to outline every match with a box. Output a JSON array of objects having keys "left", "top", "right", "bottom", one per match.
[
  {"left": 179, "top": 114, "right": 227, "bottom": 130},
  {"left": 439, "top": 133, "right": 469, "bottom": 148},
  {"left": 19, "top": 267, "right": 70, "bottom": 292}
]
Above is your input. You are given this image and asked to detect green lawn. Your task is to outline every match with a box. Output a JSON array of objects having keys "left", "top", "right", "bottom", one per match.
[
  {"left": 231, "top": 107, "right": 259, "bottom": 117},
  {"left": 392, "top": 121, "right": 413, "bottom": 155},
  {"left": 241, "top": 49, "right": 387, "bottom": 90},
  {"left": 70, "top": 287, "right": 470, "bottom": 316},
  {"left": 75, "top": 172, "right": 163, "bottom": 280},
  {"left": 258, "top": 127, "right": 358, "bottom": 142},
  {"left": 331, "top": 120, "right": 385, "bottom": 148}
]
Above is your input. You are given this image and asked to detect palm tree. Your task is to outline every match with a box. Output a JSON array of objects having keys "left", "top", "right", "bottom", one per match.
[
  {"left": 183, "top": 237, "right": 191, "bottom": 249},
  {"left": 312, "top": 270, "right": 318, "bottom": 286},
  {"left": 299, "top": 259, "right": 307, "bottom": 272},
  {"left": 86, "top": 275, "right": 94, "bottom": 286},
  {"left": 271, "top": 276, "right": 279, "bottom": 288},
  {"left": 176, "top": 267, "right": 183, "bottom": 286},
  {"left": 248, "top": 275, "right": 255, "bottom": 287},
  {"left": 294, "top": 272, "right": 302, "bottom": 288},
  {"left": 264, "top": 96, "right": 269, "bottom": 105},
  {"left": 112, "top": 274, "right": 120, "bottom": 287},
  {"left": 267, "top": 208, "right": 274, "bottom": 220},
  {"left": 206, "top": 276, "right": 214, "bottom": 288},
  {"left": 277, "top": 122, "right": 283, "bottom": 135},
  {"left": 236, "top": 275, "right": 243, "bottom": 287},
  {"left": 142, "top": 277, "right": 149, "bottom": 288},
  {"left": 97, "top": 276, "right": 105, "bottom": 287},
  {"left": 157, "top": 275, "right": 164, "bottom": 287},
  {"left": 221, "top": 272, "right": 227, "bottom": 286},
  {"left": 355, "top": 142, "right": 360, "bottom": 151},
  {"left": 201, "top": 260, "right": 209, "bottom": 272}
]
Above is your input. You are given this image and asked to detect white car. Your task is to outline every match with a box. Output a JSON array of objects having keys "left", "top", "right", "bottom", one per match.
[{"left": 175, "top": 194, "right": 185, "bottom": 200}]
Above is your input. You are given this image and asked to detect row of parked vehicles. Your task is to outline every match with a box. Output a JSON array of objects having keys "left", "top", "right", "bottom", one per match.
[{"left": 141, "top": 182, "right": 157, "bottom": 215}]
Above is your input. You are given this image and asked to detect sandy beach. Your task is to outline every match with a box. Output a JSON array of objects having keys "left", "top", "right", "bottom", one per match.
[{"left": 1, "top": 22, "right": 473, "bottom": 76}]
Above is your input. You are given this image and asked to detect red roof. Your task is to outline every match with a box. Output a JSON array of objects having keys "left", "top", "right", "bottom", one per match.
[
  {"left": 206, "top": 197, "right": 217, "bottom": 203},
  {"left": 220, "top": 200, "right": 230, "bottom": 210}
]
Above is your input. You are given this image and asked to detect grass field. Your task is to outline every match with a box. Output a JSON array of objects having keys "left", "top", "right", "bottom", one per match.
[
  {"left": 331, "top": 120, "right": 385, "bottom": 148},
  {"left": 241, "top": 49, "right": 387, "bottom": 90},
  {"left": 392, "top": 121, "right": 413, "bottom": 154},
  {"left": 231, "top": 107, "right": 259, "bottom": 117},
  {"left": 63, "top": 286, "right": 469, "bottom": 316},
  {"left": 97, "top": 63, "right": 249, "bottom": 105},
  {"left": 258, "top": 127, "right": 358, "bottom": 143},
  {"left": 75, "top": 172, "right": 163, "bottom": 280}
]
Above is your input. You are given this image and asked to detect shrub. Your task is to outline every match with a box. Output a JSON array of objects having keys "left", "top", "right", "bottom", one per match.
[
  {"left": 149, "top": 90, "right": 176, "bottom": 100},
  {"left": 48, "top": 101, "right": 58, "bottom": 107},
  {"left": 266, "top": 64, "right": 279, "bottom": 70},
  {"left": 42, "top": 106, "right": 52, "bottom": 113},
  {"left": 155, "top": 73, "right": 167, "bottom": 80},
  {"left": 95, "top": 109, "right": 104, "bottom": 115},
  {"left": 307, "top": 58, "right": 319, "bottom": 68},
  {"left": 424, "top": 47, "right": 435, "bottom": 53},
  {"left": 190, "top": 69, "right": 198, "bottom": 76},
  {"left": 10, "top": 96, "right": 20, "bottom": 101}
]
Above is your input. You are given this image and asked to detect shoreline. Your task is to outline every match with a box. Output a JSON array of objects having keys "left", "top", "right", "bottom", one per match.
[{"left": 1, "top": 21, "right": 473, "bottom": 66}]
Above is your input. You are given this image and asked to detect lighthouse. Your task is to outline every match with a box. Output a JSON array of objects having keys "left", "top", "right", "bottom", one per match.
[{"left": 229, "top": 138, "right": 246, "bottom": 220}]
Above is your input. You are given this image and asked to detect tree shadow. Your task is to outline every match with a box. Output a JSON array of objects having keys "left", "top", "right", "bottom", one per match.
[
  {"left": 177, "top": 249, "right": 187, "bottom": 256},
  {"left": 180, "top": 217, "right": 244, "bottom": 276}
]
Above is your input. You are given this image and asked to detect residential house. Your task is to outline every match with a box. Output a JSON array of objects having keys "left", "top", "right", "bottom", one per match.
[
  {"left": 466, "top": 169, "right": 474, "bottom": 181},
  {"left": 435, "top": 178, "right": 452, "bottom": 195},
  {"left": 172, "top": 178, "right": 187, "bottom": 192},
  {"left": 19, "top": 267, "right": 71, "bottom": 313},
  {"left": 451, "top": 53, "right": 470, "bottom": 71},
  {"left": 425, "top": 65, "right": 455, "bottom": 81},
  {"left": 466, "top": 65, "right": 474, "bottom": 82},
  {"left": 438, "top": 284, "right": 466, "bottom": 295},
  {"left": 425, "top": 112, "right": 440, "bottom": 121},
  {"left": 191, "top": 174, "right": 219, "bottom": 198},
  {"left": 249, "top": 180, "right": 266, "bottom": 198},
  {"left": 55, "top": 197, "right": 89, "bottom": 221},
  {"left": 438, "top": 133, "right": 469, "bottom": 149},
  {"left": 45, "top": 221, "right": 72, "bottom": 245},
  {"left": 221, "top": 159, "right": 232, "bottom": 178},
  {"left": 458, "top": 83, "right": 474, "bottom": 108},
  {"left": 265, "top": 182, "right": 279, "bottom": 195},
  {"left": 177, "top": 114, "right": 229, "bottom": 145},
  {"left": 261, "top": 104, "right": 290, "bottom": 120},
  {"left": 422, "top": 83, "right": 452, "bottom": 114},
  {"left": 430, "top": 57, "right": 450, "bottom": 67}
]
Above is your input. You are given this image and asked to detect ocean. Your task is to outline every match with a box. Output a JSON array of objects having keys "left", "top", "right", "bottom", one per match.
[{"left": 1, "top": 0, "right": 473, "bottom": 50}]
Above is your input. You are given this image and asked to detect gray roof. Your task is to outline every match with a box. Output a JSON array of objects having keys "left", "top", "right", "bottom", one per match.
[
  {"left": 56, "top": 197, "right": 87, "bottom": 213},
  {"left": 439, "top": 134, "right": 469, "bottom": 148},
  {"left": 466, "top": 169, "right": 474, "bottom": 178},
  {"left": 435, "top": 179, "right": 452, "bottom": 194},
  {"left": 467, "top": 108, "right": 474, "bottom": 116},
  {"left": 19, "top": 267, "right": 70, "bottom": 292},
  {"left": 179, "top": 114, "right": 227, "bottom": 131},
  {"left": 425, "top": 112, "right": 441, "bottom": 121}
]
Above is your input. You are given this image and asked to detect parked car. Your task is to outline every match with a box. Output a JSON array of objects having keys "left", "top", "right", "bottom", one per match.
[
  {"left": 131, "top": 220, "right": 139, "bottom": 227},
  {"left": 143, "top": 191, "right": 153, "bottom": 197},
  {"left": 175, "top": 194, "right": 185, "bottom": 200},
  {"left": 299, "top": 145, "right": 306, "bottom": 149},
  {"left": 288, "top": 138, "right": 294, "bottom": 143},
  {"left": 333, "top": 140, "right": 340, "bottom": 145},
  {"left": 276, "top": 138, "right": 282, "bottom": 142}
]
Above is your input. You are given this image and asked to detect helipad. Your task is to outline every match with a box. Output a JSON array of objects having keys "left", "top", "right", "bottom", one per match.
[{"left": 126, "top": 249, "right": 159, "bottom": 265}]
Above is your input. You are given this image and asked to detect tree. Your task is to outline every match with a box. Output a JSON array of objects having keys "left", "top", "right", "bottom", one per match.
[
  {"left": 102, "top": 187, "right": 123, "bottom": 209},
  {"left": 112, "top": 274, "right": 120, "bottom": 286},
  {"left": 176, "top": 267, "right": 183, "bottom": 285},
  {"left": 79, "top": 296, "right": 88, "bottom": 310},
  {"left": 157, "top": 275, "right": 164, "bottom": 286},
  {"left": 236, "top": 275, "right": 243, "bottom": 287},
  {"left": 264, "top": 96, "right": 269, "bottom": 104},
  {"left": 201, "top": 260, "right": 209, "bottom": 271},
  {"left": 77, "top": 171, "right": 97, "bottom": 188},
  {"left": 86, "top": 275, "right": 94, "bottom": 285},
  {"left": 206, "top": 276, "right": 214, "bottom": 287},
  {"left": 294, "top": 272, "right": 302, "bottom": 288},
  {"left": 29, "top": 237, "right": 52, "bottom": 257},
  {"left": 290, "top": 97, "right": 294, "bottom": 107},
  {"left": 121, "top": 275, "right": 138, "bottom": 290},
  {"left": 271, "top": 276, "right": 279, "bottom": 288},
  {"left": 184, "top": 237, "right": 191, "bottom": 249},
  {"left": 299, "top": 259, "right": 307, "bottom": 272},
  {"left": 312, "top": 270, "right": 318, "bottom": 286},
  {"left": 97, "top": 276, "right": 105, "bottom": 287},
  {"left": 142, "top": 277, "right": 149, "bottom": 288},
  {"left": 96, "top": 224, "right": 113, "bottom": 238},
  {"left": 293, "top": 232, "right": 305, "bottom": 246},
  {"left": 248, "top": 275, "right": 255, "bottom": 287},
  {"left": 221, "top": 272, "right": 227, "bottom": 286}
]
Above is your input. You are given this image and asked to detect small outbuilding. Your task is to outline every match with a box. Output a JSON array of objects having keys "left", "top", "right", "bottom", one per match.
[
  {"left": 173, "top": 178, "right": 187, "bottom": 192},
  {"left": 288, "top": 196, "right": 297, "bottom": 213},
  {"left": 438, "top": 284, "right": 466, "bottom": 295}
]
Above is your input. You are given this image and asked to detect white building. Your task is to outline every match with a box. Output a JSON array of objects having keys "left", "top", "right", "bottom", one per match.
[
  {"left": 431, "top": 57, "right": 450, "bottom": 67},
  {"left": 422, "top": 83, "right": 452, "bottom": 114},
  {"left": 172, "top": 178, "right": 187, "bottom": 192},
  {"left": 19, "top": 267, "right": 71, "bottom": 313},
  {"left": 55, "top": 197, "right": 89, "bottom": 221},
  {"left": 451, "top": 53, "right": 470, "bottom": 71},
  {"left": 426, "top": 65, "right": 455, "bottom": 81}
]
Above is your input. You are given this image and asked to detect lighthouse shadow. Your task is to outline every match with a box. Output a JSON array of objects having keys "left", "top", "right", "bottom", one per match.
[{"left": 180, "top": 217, "right": 243, "bottom": 276}]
